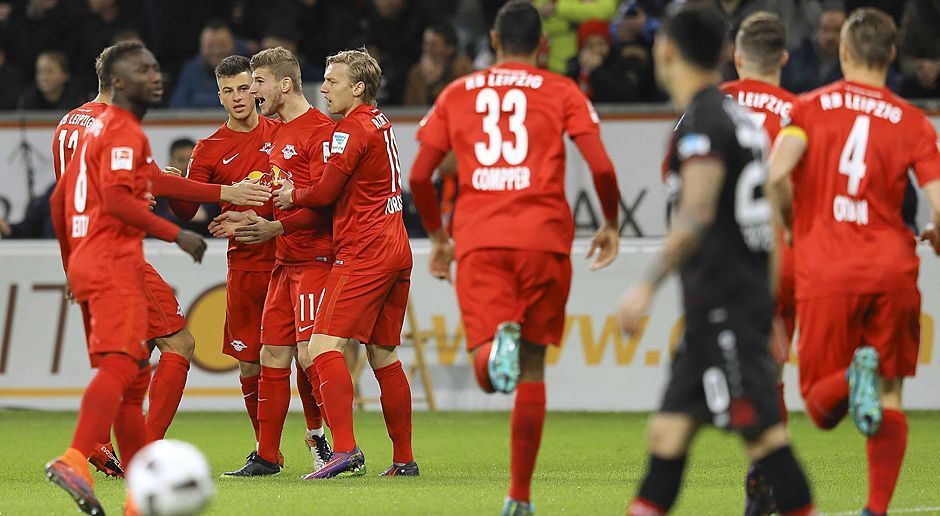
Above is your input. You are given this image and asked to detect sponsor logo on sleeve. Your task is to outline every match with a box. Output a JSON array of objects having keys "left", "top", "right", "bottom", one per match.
[
  {"left": 676, "top": 133, "right": 712, "bottom": 160},
  {"left": 111, "top": 147, "right": 133, "bottom": 171},
  {"left": 322, "top": 141, "right": 330, "bottom": 162},
  {"left": 331, "top": 132, "right": 349, "bottom": 154}
]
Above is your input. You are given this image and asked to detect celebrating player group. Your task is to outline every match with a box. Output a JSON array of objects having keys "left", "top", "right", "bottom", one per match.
[{"left": 41, "top": 1, "right": 940, "bottom": 515}]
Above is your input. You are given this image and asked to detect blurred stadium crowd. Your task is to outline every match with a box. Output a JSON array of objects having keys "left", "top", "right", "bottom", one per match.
[
  {"left": 0, "top": 0, "right": 938, "bottom": 238},
  {"left": 0, "top": 0, "right": 938, "bottom": 111}
]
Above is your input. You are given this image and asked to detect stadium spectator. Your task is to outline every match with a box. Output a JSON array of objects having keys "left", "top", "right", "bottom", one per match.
[
  {"left": 0, "top": 43, "right": 23, "bottom": 110},
  {"left": 153, "top": 138, "right": 220, "bottom": 236},
  {"left": 0, "top": 182, "right": 55, "bottom": 239},
  {"left": 782, "top": 3, "right": 846, "bottom": 92},
  {"left": 170, "top": 20, "right": 236, "bottom": 108},
  {"left": 899, "top": 0, "right": 940, "bottom": 98},
  {"left": 535, "top": 0, "right": 619, "bottom": 74},
  {"left": 260, "top": 22, "right": 323, "bottom": 86},
  {"left": 357, "top": 0, "right": 434, "bottom": 104},
  {"left": 4, "top": 0, "right": 82, "bottom": 79},
  {"left": 403, "top": 22, "right": 473, "bottom": 106},
  {"left": 20, "top": 51, "right": 86, "bottom": 111}
]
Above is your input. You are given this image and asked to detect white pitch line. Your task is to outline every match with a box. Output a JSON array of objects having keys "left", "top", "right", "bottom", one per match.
[{"left": 821, "top": 507, "right": 940, "bottom": 515}]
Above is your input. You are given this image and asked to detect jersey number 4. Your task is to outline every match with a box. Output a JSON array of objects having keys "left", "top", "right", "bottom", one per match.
[
  {"left": 474, "top": 88, "right": 529, "bottom": 166},
  {"left": 839, "top": 115, "right": 869, "bottom": 196}
]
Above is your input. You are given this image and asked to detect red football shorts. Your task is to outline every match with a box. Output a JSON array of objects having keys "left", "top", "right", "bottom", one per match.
[
  {"left": 68, "top": 257, "right": 149, "bottom": 366},
  {"left": 313, "top": 268, "right": 411, "bottom": 347},
  {"left": 261, "top": 263, "right": 331, "bottom": 346},
  {"left": 771, "top": 240, "right": 796, "bottom": 365},
  {"left": 223, "top": 269, "right": 271, "bottom": 361},
  {"left": 142, "top": 262, "right": 186, "bottom": 341},
  {"left": 796, "top": 288, "right": 921, "bottom": 398},
  {"left": 456, "top": 249, "right": 572, "bottom": 351}
]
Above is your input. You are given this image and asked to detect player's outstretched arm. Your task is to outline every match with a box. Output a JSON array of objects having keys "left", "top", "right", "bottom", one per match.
[
  {"left": 573, "top": 133, "right": 621, "bottom": 270},
  {"left": 275, "top": 165, "right": 349, "bottom": 210},
  {"left": 618, "top": 158, "right": 725, "bottom": 334},
  {"left": 767, "top": 130, "right": 807, "bottom": 234},
  {"left": 151, "top": 173, "right": 271, "bottom": 207},
  {"left": 163, "top": 166, "right": 200, "bottom": 221}
]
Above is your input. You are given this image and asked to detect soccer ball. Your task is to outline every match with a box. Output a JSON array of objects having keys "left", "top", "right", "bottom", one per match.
[{"left": 126, "top": 440, "right": 215, "bottom": 516}]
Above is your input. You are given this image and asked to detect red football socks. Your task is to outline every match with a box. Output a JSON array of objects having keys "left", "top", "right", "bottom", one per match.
[
  {"left": 146, "top": 351, "right": 190, "bottom": 441},
  {"left": 239, "top": 373, "right": 260, "bottom": 439},
  {"left": 508, "top": 381, "right": 546, "bottom": 502},
  {"left": 866, "top": 409, "right": 908, "bottom": 513},
  {"left": 473, "top": 342, "right": 495, "bottom": 393},
  {"left": 114, "top": 364, "right": 151, "bottom": 464},
  {"left": 374, "top": 361, "right": 413, "bottom": 464},
  {"left": 257, "top": 366, "right": 291, "bottom": 464},
  {"left": 296, "top": 365, "right": 323, "bottom": 430},
  {"left": 315, "top": 350, "right": 356, "bottom": 452},
  {"left": 627, "top": 498, "right": 667, "bottom": 516},
  {"left": 776, "top": 382, "right": 788, "bottom": 425},
  {"left": 304, "top": 364, "right": 328, "bottom": 427},
  {"left": 70, "top": 354, "right": 139, "bottom": 457},
  {"left": 805, "top": 369, "right": 848, "bottom": 429}
]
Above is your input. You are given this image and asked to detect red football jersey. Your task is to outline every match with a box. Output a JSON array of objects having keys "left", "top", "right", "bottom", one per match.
[
  {"left": 720, "top": 78, "right": 795, "bottom": 141},
  {"left": 326, "top": 104, "right": 411, "bottom": 272},
  {"left": 189, "top": 116, "right": 278, "bottom": 271},
  {"left": 268, "top": 107, "right": 334, "bottom": 266},
  {"left": 63, "top": 105, "right": 154, "bottom": 290},
  {"left": 787, "top": 80, "right": 940, "bottom": 298},
  {"left": 53, "top": 101, "right": 108, "bottom": 180},
  {"left": 416, "top": 62, "right": 601, "bottom": 258}
]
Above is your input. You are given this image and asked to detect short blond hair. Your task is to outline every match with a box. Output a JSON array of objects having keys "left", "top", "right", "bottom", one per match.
[
  {"left": 250, "top": 47, "right": 301, "bottom": 92},
  {"left": 735, "top": 12, "right": 786, "bottom": 74},
  {"left": 326, "top": 48, "right": 382, "bottom": 103},
  {"left": 841, "top": 8, "right": 896, "bottom": 69}
]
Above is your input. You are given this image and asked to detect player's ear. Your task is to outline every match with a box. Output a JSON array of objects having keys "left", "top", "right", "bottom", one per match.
[
  {"left": 281, "top": 77, "right": 291, "bottom": 94},
  {"left": 490, "top": 29, "right": 499, "bottom": 54},
  {"left": 733, "top": 49, "right": 743, "bottom": 71},
  {"left": 353, "top": 81, "right": 365, "bottom": 98},
  {"left": 780, "top": 50, "right": 789, "bottom": 68},
  {"left": 887, "top": 45, "right": 897, "bottom": 66}
]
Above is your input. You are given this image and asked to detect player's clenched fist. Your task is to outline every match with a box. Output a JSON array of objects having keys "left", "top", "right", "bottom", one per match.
[
  {"left": 429, "top": 235, "right": 455, "bottom": 283},
  {"left": 920, "top": 222, "right": 940, "bottom": 255},
  {"left": 175, "top": 229, "right": 207, "bottom": 263},
  {"left": 220, "top": 180, "right": 271, "bottom": 207},
  {"left": 617, "top": 282, "right": 652, "bottom": 335}
]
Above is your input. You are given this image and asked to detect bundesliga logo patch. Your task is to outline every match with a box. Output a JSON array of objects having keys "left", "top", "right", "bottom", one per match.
[
  {"left": 331, "top": 132, "right": 350, "bottom": 154},
  {"left": 111, "top": 147, "right": 133, "bottom": 171},
  {"left": 282, "top": 144, "right": 297, "bottom": 160}
]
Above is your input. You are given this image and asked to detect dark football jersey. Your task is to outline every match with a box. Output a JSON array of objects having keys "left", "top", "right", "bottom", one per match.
[{"left": 665, "top": 86, "right": 773, "bottom": 322}]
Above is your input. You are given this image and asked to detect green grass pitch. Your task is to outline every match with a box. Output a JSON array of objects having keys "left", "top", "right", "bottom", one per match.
[{"left": 2, "top": 410, "right": 939, "bottom": 515}]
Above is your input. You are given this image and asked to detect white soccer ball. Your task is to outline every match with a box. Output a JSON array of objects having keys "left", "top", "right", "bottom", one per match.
[{"left": 126, "top": 440, "right": 215, "bottom": 516}]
